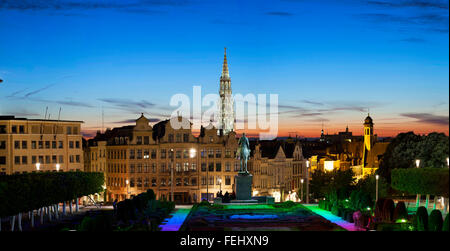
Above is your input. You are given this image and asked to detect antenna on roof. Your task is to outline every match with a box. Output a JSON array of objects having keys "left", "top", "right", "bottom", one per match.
[
  {"left": 44, "top": 106, "right": 48, "bottom": 120},
  {"left": 102, "top": 107, "right": 104, "bottom": 134}
]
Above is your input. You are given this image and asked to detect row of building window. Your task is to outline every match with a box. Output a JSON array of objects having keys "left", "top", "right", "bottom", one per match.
[
  {"left": 106, "top": 162, "right": 240, "bottom": 174},
  {"left": 98, "top": 148, "right": 235, "bottom": 160},
  {"left": 10, "top": 155, "right": 81, "bottom": 165},
  {"left": 107, "top": 175, "right": 232, "bottom": 188},
  {"left": 0, "top": 125, "right": 79, "bottom": 135},
  {"left": 0, "top": 140, "right": 80, "bottom": 150}
]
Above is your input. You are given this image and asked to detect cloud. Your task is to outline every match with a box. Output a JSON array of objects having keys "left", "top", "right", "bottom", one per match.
[
  {"left": 366, "top": 1, "right": 449, "bottom": 10},
  {"left": 400, "top": 113, "right": 449, "bottom": 126},
  {"left": 357, "top": 4, "right": 449, "bottom": 34},
  {"left": 265, "top": 11, "right": 294, "bottom": 16},
  {"left": 6, "top": 88, "right": 29, "bottom": 98},
  {"left": 99, "top": 98, "right": 156, "bottom": 109},
  {"left": 0, "top": 0, "right": 191, "bottom": 15},
  {"left": 300, "top": 100, "right": 324, "bottom": 106},
  {"left": 24, "top": 84, "right": 55, "bottom": 97}
]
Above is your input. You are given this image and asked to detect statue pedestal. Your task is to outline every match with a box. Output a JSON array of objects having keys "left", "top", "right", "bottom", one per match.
[{"left": 234, "top": 173, "right": 253, "bottom": 201}]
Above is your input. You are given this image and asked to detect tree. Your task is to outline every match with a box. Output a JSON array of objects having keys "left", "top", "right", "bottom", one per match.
[
  {"left": 378, "top": 132, "right": 422, "bottom": 182},
  {"left": 309, "top": 169, "right": 355, "bottom": 200},
  {"left": 355, "top": 174, "right": 389, "bottom": 202},
  {"left": 378, "top": 132, "right": 449, "bottom": 183},
  {"left": 417, "top": 132, "right": 449, "bottom": 169}
]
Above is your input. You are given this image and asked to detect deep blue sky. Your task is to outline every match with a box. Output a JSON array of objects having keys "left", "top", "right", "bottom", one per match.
[{"left": 0, "top": 0, "right": 448, "bottom": 137}]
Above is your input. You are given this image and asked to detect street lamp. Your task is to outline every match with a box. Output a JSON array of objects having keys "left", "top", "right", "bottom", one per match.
[
  {"left": 300, "top": 178, "right": 304, "bottom": 203},
  {"left": 35, "top": 162, "right": 40, "bottom": 171},
  {"left": 446, "top": 157, "right": 449, "bottom": 168},
  {"left": 189, "top": 148, "right": 196, "bottom": 159},
  {"left": 415, "top": 159, "right": 420, "bottom": 208},
  {"left": 125, "top": 179, "right": 129, "bottom": 199},
  {"left": 306, "top": 160, "right": 310, "bottom": 204},
  {"left": 56, "top": 163, "right": 60, "bottom": 172},
  {"left": 375, "top": 175, "right": 379, "bottom": 202},
  {"left": 170, "top": 148, "right": 174, "bottom": 203}
]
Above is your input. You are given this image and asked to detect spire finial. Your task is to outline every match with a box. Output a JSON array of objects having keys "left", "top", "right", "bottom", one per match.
[{"left": 222, "top": 47, "right": 229, "bottom": 78}]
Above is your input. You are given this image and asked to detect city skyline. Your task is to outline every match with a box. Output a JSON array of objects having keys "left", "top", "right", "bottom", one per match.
[{"left": 0, "top": 0, "right": 448, "bottom": 138}]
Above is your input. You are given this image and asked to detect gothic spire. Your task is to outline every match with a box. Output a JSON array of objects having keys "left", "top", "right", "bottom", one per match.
[{"left": 222, "top": 47, "right": 229, "bottom": 78}]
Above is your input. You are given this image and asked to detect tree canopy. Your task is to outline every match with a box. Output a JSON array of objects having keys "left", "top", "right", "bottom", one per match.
[
  {"left": 309, "top": 169, "right": 355, "bottom": 200},
  {"left": 378, "top": 132, "right": 449, "bottom": 182}
]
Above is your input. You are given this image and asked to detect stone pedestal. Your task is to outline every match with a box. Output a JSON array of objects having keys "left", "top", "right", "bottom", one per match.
[{"left": 235, "top": 173, "right": 253, "bottom": 201}]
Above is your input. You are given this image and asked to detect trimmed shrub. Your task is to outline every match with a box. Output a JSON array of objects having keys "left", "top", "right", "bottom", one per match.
[
  {"left": 331, "top": 201, "right": 340, "bottom": 216},
  {"left": 429, "top": 210, "right": 443, "bottom": 231},
  {"left": 443, "top": 213, "right": 449, "bottom": 231},
  {"left": 374, "top": 198, "right": 386, "bottom": 219},
  {"left": 416, "top": 206, "right": 428, "bottom": 231},
  {"left": 382, "top": 199, "right": 395, "bottom": 222},
  {"left": 393, "top": 201, "right": 408, "bottom": 221}
]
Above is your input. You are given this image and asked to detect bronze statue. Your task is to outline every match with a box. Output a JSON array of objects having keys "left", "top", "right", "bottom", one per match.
[{"left": 237, "top": 133, "right": 251, "bottom": 174}]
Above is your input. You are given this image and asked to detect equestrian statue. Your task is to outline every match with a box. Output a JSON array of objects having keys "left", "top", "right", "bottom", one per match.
[{"left": 237, "top": 133, "right": 251, "bottom": 174}]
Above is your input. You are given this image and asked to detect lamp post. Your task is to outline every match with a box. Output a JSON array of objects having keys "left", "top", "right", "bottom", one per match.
[
  {"left": 125, "top": 179, "right": 129, "bottom": 199},
  {"left": 300, "top": 178, "right": 304, "bottom": 203},
  {"left": 306, "top": 160, "right": 310, "bottom": 204},
  {"left": 375, "top": 174, "right": 379, "bottom": 202},
  {"left": 170, "top": 149, "right": 174, "bottom": 203},
  {"left": 189, "top": 148, "right": 196, "bottom": 203},
  {"left": 218, "top": 177, "right": 222, "bottom": 193},
  {"left": 415, "top": 159, "right": 420, "bottom": 208},
  {"left": 36, "top": 162, "right": 40, "bottom": 171},
  {"left": 55, "top": 163, "right": 60, "bottom": 172}
]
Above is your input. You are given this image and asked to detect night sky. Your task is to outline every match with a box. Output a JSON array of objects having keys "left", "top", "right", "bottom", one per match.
[{"left": 0, "top": 0, "right": 448, "bottom": 138}]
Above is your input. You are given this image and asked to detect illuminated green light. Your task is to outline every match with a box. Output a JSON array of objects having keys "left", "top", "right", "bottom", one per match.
[
  {"left": 366, "top": 207, "right": 371, "bottom": 211},
  {"left": 395, "top": 218, "right": 408, "bottom": 223}
]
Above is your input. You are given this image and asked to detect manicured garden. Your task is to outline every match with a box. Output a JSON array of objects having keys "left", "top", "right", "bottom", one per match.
[
  {"left": 70, "top": 189, "right": 175, "bottom": 231},
  {"left": 313, "top": 167, "right": 449, "bottom": 231},
  {"left": 180, "top": 201, "right": 345, "bottom": 231}
]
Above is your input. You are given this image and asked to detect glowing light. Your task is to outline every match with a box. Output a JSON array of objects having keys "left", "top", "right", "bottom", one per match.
[
  {"left": 301, "top": 179, "right": 304, "bottom": 184},
  {"left": 306, "top": 160, "right": 310, "bottom": 168},
  {"left": 375, "top": 175, "right": 379, "bottom": 180},
  {"left": 189, "top": 148, "right": 197, "bottom": 158},
  {"left": 366, "top": 207, "right": 371, "bottom": 211},
  {"left": 253, "top": 190, "right": 259, "bottom": 196},
  {"left": 395, "top": 218, "right": 408, "bottom": 223},
  {"left": 324, "top": 161, "right": 334, "bottom": 171},
  {"left": 36, "top": 162, "right": 40, "bottom": 171},
  {"left": 415, "top": 159, "right": 420, "bottom": 168},
  {"left": 447, "top": 157, "right": 449, "bottom": 167},
  {"left": 125, "top": 179, "right": 129, "bottom": 185}
]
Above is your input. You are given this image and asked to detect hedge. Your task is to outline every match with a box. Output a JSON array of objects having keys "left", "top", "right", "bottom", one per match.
[
  {"left": 0, "top": 171, "right": 104, "bottom": 217},
  {"left": 391, "top": 168, "right": 449, "bottom": 197}
]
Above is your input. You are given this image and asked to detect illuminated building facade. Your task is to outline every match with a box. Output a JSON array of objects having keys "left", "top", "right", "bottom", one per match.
[
  {"left": 308, "top": 114, "right": 389, "bottom": 179},
  {"left": 0, "top": 116, "right": 84, "bottom": 175},
  {"left": 249, "top": 140, "right": 307, "bottom": 202},
  {"left": 86, "top": 114, "right": 240, "bottom": 203}
]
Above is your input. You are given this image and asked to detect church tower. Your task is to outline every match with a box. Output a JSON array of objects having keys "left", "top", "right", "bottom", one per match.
[
  {"left": 218, "top": 47, "right": 235, "bottom": 135},
  {"left": 363, "top": 114, "right": 373, "bottom": 151},
  {"left": 362, "top": 114, "right": 374, "bottom": 168}
]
